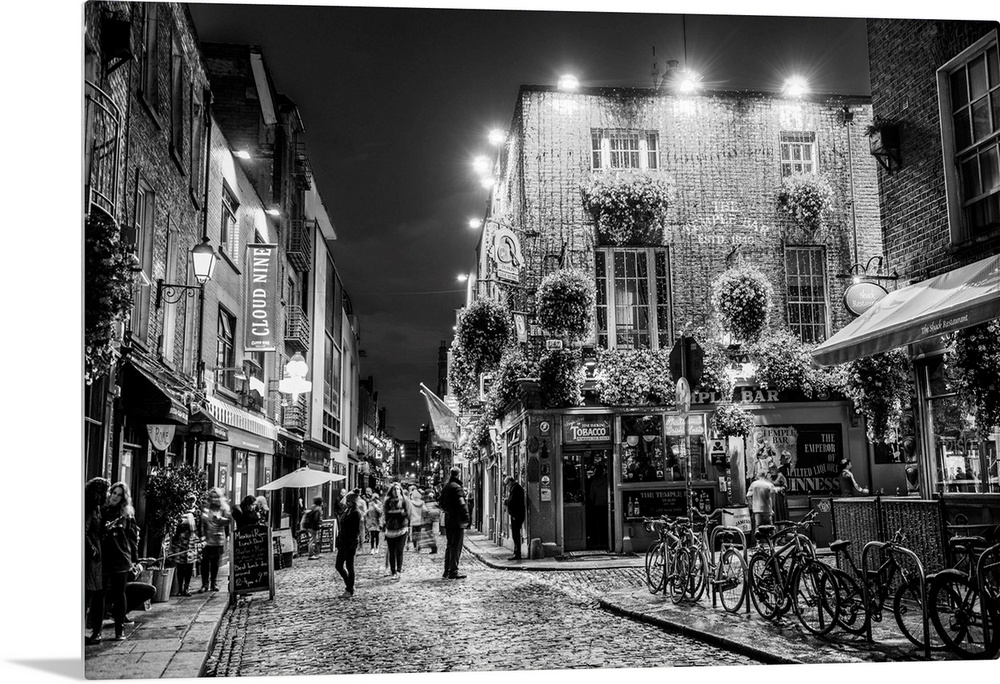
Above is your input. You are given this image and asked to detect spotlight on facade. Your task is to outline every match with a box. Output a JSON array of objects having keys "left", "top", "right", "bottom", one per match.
[
  {"left": 677, "top": 71, "right": 700, "bottom": 94},
  {"left": 265, "top": 206, "right": 281, "bottom": 216},
  {"left": 473, "top": 155, "right": 491, "bottom": 175},
  {"left": 480, "top": 176, "right": 496, "bottom": 189},
  {"left": 468, "top": 218, "right": 482, "bottom": 229},
  {"left": 783, "top": 76, "right": 809, "bottom": 98},
  {"left": 557, "top": 74, "right": 579, "bottom": 90},
  {"left": 233, "top": 149, "right": 252, "bottom": 160},
  {"left": 457, "top": 273, "right": 469, "bottom": 282},
  {"left": 488, "top": 129, "right": 506, "bottom": 145}
]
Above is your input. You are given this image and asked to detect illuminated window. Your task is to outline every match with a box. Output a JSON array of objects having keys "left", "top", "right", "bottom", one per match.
[{"left": 595, "top": 248, "right": 672, "bottom": 350}]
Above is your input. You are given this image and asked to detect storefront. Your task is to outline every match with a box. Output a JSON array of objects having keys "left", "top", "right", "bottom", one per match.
[{"left": 206, "top": 397, "right": 277, "bottom": 507}]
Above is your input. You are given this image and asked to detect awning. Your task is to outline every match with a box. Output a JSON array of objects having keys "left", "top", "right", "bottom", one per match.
[
  {"left": 812, "top": 254, "right": 1000, "bottom": 366},
  {"left": 179, "top": 409, "right": 229, "bottom": 442},
  {"left": 120, "top": 359, "right": 189, "bottom": 425}
]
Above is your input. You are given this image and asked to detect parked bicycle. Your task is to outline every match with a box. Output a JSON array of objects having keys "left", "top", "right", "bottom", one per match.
[
  {"left": 688, "top": 507, "right": 750, "bottom": 613},
  {"left": 927, "top": 526, "right": 1000, "bottom": 659},
  {"left": 747, "top": 509, "right": 840, "bottom": 636},
  {"left": 828, "top": 527, "right": 927, "bottom": 647},
  {"left": 643, "top": 517, "right": 682, "bottom": 598}
]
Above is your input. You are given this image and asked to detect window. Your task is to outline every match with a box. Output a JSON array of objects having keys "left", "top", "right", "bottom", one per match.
[
  {"left": 780, "top": 132, "right": 817, "bottom": 176},
  {"left": 160, "top": 218, "right": 179, "bottom": 364},
  {"left": 130, "top": 179, "right": 156, "bottom": 343},
  {"left": 591, "top": 129, "right": 659, "bottom": 170},
  {"left": 169, "top": 34, "right": 186, "bottom": 165},
  {"left": 189, "top": 86, "right": 206, "bottom": 204},
  {"left": 784, "top": 246, "right": 829, "bottom": 344},
  {"left": 216, "top": 307, "right": 236, "bottom": 391},
  {"left": 939, "top": 32, "right": 1000, "bottom": 243},
  {"left": 595, "top": 248, "right": 672, "bottom": 350},
  {"left": 323, "top": 334, "right": 342, "bottom": 448},
  {"left": 138, "top": 4, "right": 159, "bottom": 112},
  {"left": 220, "top": 184, "right": 238, "bottom": 257}
]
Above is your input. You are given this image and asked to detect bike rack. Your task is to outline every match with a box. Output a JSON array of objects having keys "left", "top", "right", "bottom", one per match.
[
  {"left": 861, "top": 540, "right": 931, "bottom": 661},
  {"left": 709, "top": 525, "right": 751, "bottom": 614},
  {"left": 975, "top": 542, "right": 999, "bottom": 651}
]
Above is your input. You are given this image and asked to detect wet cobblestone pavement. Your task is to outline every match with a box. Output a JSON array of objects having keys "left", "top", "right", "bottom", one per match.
[{"left": 204, "top": 538, "right": 760, "bottom": 676}]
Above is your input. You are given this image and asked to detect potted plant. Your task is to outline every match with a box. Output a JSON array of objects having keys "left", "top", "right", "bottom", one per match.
[
  {"left": 843, "top": 348, "right": 912, "bottom": 444},
  {"left": 535, "top": 269, "right": 595, "bottom": 341},
  {"left": 946, "top": 321, "right": 1000, "bottom": 433},
  {"left": 580, "top": 171, "right": 673, "bottom": 245},
  {"left": 710, "top": 266, "right": 774, "bottom": 343},
  {"left": 865, "top": 115, "right": 900, "bottom": 154},
  {"left": 456, "top": 298, "right": 515, "bottom": 375},
  {"left": 143, "top": 465, "right": 208, "bottom": 601},
  {"left": 776, "top": 172, "right": 834, "bottom": 231}
]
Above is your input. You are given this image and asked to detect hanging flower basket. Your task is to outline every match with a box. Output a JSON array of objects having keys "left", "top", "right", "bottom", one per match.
[
  {"left": 843, "top": 348, "right": 912, "bottom": 444},
  {"left": 580, "top": 171, "right": 673, "bottom": 246},
  {"left": 456, "top": 298, "right": 514, "bottom": 375},
  {"left": 536, "top": 269, "right": 595, "bottom": 341},
  {"left": 946, "top": 321, "right": 1000, "bottom": 433},
  {"left": 776, "top": 173, "right": 834, "bottom": 231},
  {"left": 85, "top": 209, "right": 138, "bottom": 384},
  {"left": 593, "top": 348, "right": 674, "bottom": 407},
  {"left": 448, "top": 339, "right": 480, "bottom": 412},
  {"left": 712, "top": 404, "right": 756, "bottom": 439},
  {"left": 485, "top": 349, "right": 535, "bottom": 421},
  {"left": 537, "top": 349, "right": 584, "bottom": 409},
  {"left": 748, "top": 329, "right": 817, "bottom": 395},
  {"left": 710, "top": 266, "right": 774, "bottom": 343}
]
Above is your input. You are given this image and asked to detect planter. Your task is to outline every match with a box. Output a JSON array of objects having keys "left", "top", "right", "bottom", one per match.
[{"left": 151, "top": 567, "right": 176, "bottom": 603}]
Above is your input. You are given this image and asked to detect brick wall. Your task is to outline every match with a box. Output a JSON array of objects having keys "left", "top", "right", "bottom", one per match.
[
  {"left": 486, "top": 85, "right": 883, "bottom": 360},
  {"left": 867, "top": 18, "right": 1000, "bottom": 281}
]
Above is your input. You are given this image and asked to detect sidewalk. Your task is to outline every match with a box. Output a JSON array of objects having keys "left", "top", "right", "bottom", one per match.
[
  {"left": 84, "top": 564, "right": 231, "bottom": 679},
  {"left": 463, "top": 534, "right": 959, "bottom": 665}
]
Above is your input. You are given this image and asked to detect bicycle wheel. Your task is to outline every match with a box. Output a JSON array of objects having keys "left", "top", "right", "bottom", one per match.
[
  {"left": 686, "top": 548, "right": 709, "bottom": 603},
  {"left": 831, "top": 569, "right": 867, "bottom": 635},
  {"left": 892, "top": 579, "right": 929, "bottom": 649},
  {"left": 645, "top": 540, "right": 665, "bottom": 594},
  {"left": 718, "top": 547, "right": 748, "bottom": 613},
  {"left": 792, "top": 561, "right": 840, "bottom": 636},
  {"left": 669, "top": 548, "right": 692, "bottom": 604},
  {"left": 749, "top": 552, "right": 784, "bottom": 620},
  {"left": 929, "top": 570, "right": 1000, "bottom": 659}
]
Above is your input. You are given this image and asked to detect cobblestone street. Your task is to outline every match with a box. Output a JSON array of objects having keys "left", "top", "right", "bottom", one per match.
[{"left": 205, "top": 537, "right": 759, "bottom": 676}]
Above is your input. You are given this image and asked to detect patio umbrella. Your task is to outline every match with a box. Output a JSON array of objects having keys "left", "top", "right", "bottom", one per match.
[{"left": 257, "top": 466, "right": 346, "bottom": 491}]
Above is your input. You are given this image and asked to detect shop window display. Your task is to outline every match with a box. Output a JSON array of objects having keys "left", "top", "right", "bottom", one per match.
[{"left": 621, "top": 415, "right": 664, "bottom": 483}]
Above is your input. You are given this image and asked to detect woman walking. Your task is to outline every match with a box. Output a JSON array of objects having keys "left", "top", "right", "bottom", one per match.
[
  {"left": 170, "top": 493, "right": 200, "bottom": 596},
  {"left": 198, "top": 488, "right": 231, "bottom": 592},
  {"left": 408, "top": 489, "right": 426, "bottom": 551},
  {"left": 94, "top": 481, "right": 139, "bottom": 641},
  {"left": 84, "top": 477, "right": 110, "bottom": 645},
  {"left": 382, "top": 483, "right": 409, "bottom": 578},
  {"left": 364, "top": 494, "right": 382, "bottom": 555}
]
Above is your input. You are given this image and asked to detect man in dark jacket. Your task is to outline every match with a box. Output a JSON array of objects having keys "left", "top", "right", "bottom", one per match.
[
  {"left": 438, "top": 467, "right": 468, "bottom": 579},
  {"left": 336, "top": 491, "right": 363, "bottom": 598},
  {"left": 504, "top": 475, "right": 526, "bottom": 560}
]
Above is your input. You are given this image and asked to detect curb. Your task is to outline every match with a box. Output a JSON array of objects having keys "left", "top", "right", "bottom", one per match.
[
  {"left": 464, "top": 540, "right": 643, "bottom": 572},
  {"left": 196, "top": 597, "right": 230, "bottom": 678}
]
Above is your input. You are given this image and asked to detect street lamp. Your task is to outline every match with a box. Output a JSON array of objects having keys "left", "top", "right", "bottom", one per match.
[
  {"left": 278, "top": 352, "right": 312, "bottom": 402},
  {"left": 156, "top": 237, "right": 218, "bottom": 306},
  {"left": 488, "top": 129, "right": 506, "bottom": 145},
  {"left": 557, "top": 74, "right": 579, "bottom": 90},
  {"left": 783, "top": 76, "right": 809, "bottom": 98},
  {"left": 468, "top": 218, "right": 482, "bottom": 230}
]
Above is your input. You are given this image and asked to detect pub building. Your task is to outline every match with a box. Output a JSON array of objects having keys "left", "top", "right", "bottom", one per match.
[{"left": 488, "top": 381, "right": 871, "bottom": 555}]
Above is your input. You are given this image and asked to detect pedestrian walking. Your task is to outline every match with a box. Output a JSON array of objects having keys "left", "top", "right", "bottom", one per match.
[
  {"left": 422, "top": 489, "right": 440, "bottom": 555},
  {"left": 170, "top": 493, "right": 200, "bottom": 596},
  {"left": 353, "top": 488, "right": 368, "bottom": 552},
  {"left": 84, "top": 477, "right": 110, "bottom": 645},
  {"left": 746, "top": 471, "right": 777, "bottom": 535},
  {"left": 408, "top": 489, "right": 428, "bottom": 551},
  {"left": 364, "top": 496, "right": 382, "bottom": 555},
  {"left": 439, "top": 467, "right": 469, "bottom": 580},
  {"left": 234, "top": 495, "right": 260, "bottom": 529},
  {"left": 839, "top": 459, "right": 870, "bottom": 497},
  {"left": 504, "top": 475, "right": 525, "bottom": 560},
  {"left": 94, "top": 481, "right": 139, "bottom": 641},
  {"left": 198, "top": 488, "right": 231, "bottom": 592},
  {"left": 382, "top": 483, "right": 410, "bottom": 578},
  {"left": 302, "top": 496, "right": 324, "bottom": 560},
  {"left": 336, "top": 491, "right": 363, "bottom": 598}
]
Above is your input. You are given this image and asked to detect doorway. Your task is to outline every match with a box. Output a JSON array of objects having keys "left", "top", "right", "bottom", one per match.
[{"left": 562, "top": 449, "right": 612, "bottom": 551}]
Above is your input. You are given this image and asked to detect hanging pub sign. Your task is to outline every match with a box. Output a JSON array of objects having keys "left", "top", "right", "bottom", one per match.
[
  {"left": 487, "top": 226, "right": 524, "bottom": 282},
  {"left": 146, "top": 424, "right": 176, "bottom": 451},
  {"left": 844, "top": 281, "right": 888, "bottom": 316},
  {"left": 244, "top": 243, "right": 278, "bottom": 351},
  {"left": 562, "top": 415, "right": 613, "bottom": 445}
]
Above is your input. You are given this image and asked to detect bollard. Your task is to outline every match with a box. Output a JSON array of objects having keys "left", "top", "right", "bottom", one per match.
[{"left": 529, "top": 538, "right": 543, "bottom": 559}]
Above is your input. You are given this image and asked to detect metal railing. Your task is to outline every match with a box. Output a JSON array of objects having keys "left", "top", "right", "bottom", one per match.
[
  {"left": 85, "top": 80, "right": 122, "bottom": 218},
  {"left": 286, "top": 220, "right": 314, "bottom": 273},
  {"left": 283, "top": 304, "right": 310, "bottom": 353},
  {"left": 281, "top": 396, "right": 307, "bottom": 433}
]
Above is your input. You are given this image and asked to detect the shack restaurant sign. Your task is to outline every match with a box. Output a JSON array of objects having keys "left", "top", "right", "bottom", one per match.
[
  {"left": 244, "top": 244, "right": 278, "bottom": 351},
  {"left": 563, "top": 415, "right": 613, "bottom": 444}
]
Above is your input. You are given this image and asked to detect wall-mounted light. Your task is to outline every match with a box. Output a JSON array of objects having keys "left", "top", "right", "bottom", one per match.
[
  {"left": 457, "top": 274, "right": 469, "bottom": 282},
  {"left": 557, "top": 74, "right": 579, "bottom": 90},
  {"left": 783, "top": 76, "right": 809, "bottom": 98},
  {"left": 677, "top": 71, "right": 700, "bottom": 94},
  {"left": 233, "top": 149, "right": 252, "bottom": 160},
  {"left": 480, "top": 177, "right": 496, "bottom": 189},
  {"left": 265, "top": 206, "right": 281, "bottom": 217},
  {"left": 488, "top": 129, "right": 506, "bottom": 145},
  {"left": 156, "top": 237, "right": 218, "bottom": 306},
  {"left": 472, "top": 155, "right": 490, "bottom": 175},
  {"left": 468, "top": 218, "right": 482, "bottom": 230}
]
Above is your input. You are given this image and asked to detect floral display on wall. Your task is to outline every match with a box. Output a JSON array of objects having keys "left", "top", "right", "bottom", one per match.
[
  {"left": 535, "top": 268, "right": 595, "bottom": 341},
  {"left": 946, "top": 320, "right": 1000, "bottom": 432},
  {"left": 485, "top": 348, "right": 535, "bottom": 422},
  {"left": 455, "top": 298, "right": 514, "bottom": 375},
  {"left": 447, "top": 339, "right": 480, "bottom": 412},
  {"left": 710, "top": 266, "right": 774, "bottom": 342},
  {"left": 580, "top": 171, "right": 673, "bottom": 245},
  {"left": 593, "top": 348, "right": 675, "bottom": 407},
  {"left": 537, "top": 348, "right": 584, "bottom": 409},
  {"left": 843, "top": 348, "right": 912, "bottom": 444},
  {"left": 776, "top": 172, "right": 834, "bottom": 231},
  {"left": 749, "top": 328, "right": 821, "bottom": 395}
]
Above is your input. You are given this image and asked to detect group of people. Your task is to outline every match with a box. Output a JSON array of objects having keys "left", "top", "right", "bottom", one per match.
[
  {"left": 746, "top": 458, "right": 871, "bottom": 531},
  {"left": 314, "top": 467, "right": 474, "bottom": 598}
]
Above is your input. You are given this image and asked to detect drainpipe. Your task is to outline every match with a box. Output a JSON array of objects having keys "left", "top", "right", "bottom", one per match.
[{"left": 195, "top": 90, "right": 213, "bottom": 472}]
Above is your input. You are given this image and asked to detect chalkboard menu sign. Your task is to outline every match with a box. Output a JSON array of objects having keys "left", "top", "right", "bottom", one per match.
[
  {"left": 623, "top": 487, "right": 715, "bottom": 521},
  {"left": 230, "top": 524, "right": 274, "bottom": 602}
]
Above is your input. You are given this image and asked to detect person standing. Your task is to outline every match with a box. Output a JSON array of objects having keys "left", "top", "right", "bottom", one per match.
[
  {"left": 769, "top": 465, "right": 789, "bottom": 523},
  {"left": 746, "top": 472, "right": 777, "bottom": 534},
  {"left": 504, "top": 476, "right": 525, "bottom": 561},
  {"left": 170, "top": 493, "right": 200, "bottom": 597},
  {"left": 303, "top": 496, "right": 324, "bottom": 560},
  {"left": 408, "top": 489, "right": 427, "bottom": 551},
  {"left": 439, "top": 467, "right": 469, "bottom": 580},
  {"left": 422, "top": 489, "right": 440, "bottom": 555},
  {"left": 95, "top": 482, "right": 139, "bottom": 641},
  {"left": 336, "top": 491, "right": 363, "bottom": 598},
  {"left": 364, "top": 495, "right": 382, "bottom": 555},
  {"left": 198, "top": 488, "right": 231, "bottom": 592},
  {"left": 84, "top": 477, "right": 110, "bottom": 645},
  {"left": 839, "top": 459, "right": 870, "bottom": 497},
  {"left": 382, "top": 483, "right": 410, "bottom": 578}
]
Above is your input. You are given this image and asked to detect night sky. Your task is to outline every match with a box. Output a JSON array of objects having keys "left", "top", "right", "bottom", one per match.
[{"left": 187, "top": 1, "right": 873, "bottom": 441}]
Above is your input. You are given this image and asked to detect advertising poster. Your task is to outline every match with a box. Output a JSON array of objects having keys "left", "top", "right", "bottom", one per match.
[{"left": 750, "top": 424, "right": 842, "bottom": 495}]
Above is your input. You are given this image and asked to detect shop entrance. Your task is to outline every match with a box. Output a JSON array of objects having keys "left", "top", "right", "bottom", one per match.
[{"left": 562, "top": 449, "right": 612, "bottom": 551}]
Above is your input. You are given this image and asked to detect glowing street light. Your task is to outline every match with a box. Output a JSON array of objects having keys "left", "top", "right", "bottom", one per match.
[
  {"left": 472, "top": 155, "right": 491, "bottom": 175},
  {"left": 783, "top": 76, "right": 809, "bottom": 98},
  {"left": 677, "top": 71, "right": 700, "bottom": 94},
  {"left": 480, "top": 177, "right": 496, "bottom": 189},
  {"left": 457, "top": 273, "right": 469, "bottom": 282},
  {"left": 488, "top": 129, "right": 506, "bottom": 145},
  {"left": 558, "top": 74, "right": 579, "bottom": 90},
  {"left": 468, "top": 218, "right": 482, "bottom": 229}
]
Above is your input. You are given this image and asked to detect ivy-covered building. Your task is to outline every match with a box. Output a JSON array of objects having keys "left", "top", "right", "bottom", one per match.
[{"left": 454, "top": 80, "right": 888, "bottom": 556}]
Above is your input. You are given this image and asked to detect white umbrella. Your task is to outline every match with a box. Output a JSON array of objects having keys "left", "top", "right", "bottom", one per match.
[{"left": 257, "top": 466, "right": 346, "bottom": 491}]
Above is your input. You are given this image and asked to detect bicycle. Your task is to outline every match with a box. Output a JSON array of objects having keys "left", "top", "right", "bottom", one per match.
[
  {"left": 828, "top": 527, "right": 928, "bottom": 648},
  {"left": 927, "top": 527, "right": 1000, "bottom": 659},
  {"left": 689, "top": 507, "right": 750, "bottom": 613},
  {"left": 643, "top": 516, "right": 684, "bottom": 597},
  {"left": 747, "top": 510, "right": 840, "bottom": 636}
]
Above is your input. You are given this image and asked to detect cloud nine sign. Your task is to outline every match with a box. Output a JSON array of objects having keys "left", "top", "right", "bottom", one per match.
[{"left": 244, "top": 244, "right": 278, "bottom": 351}]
